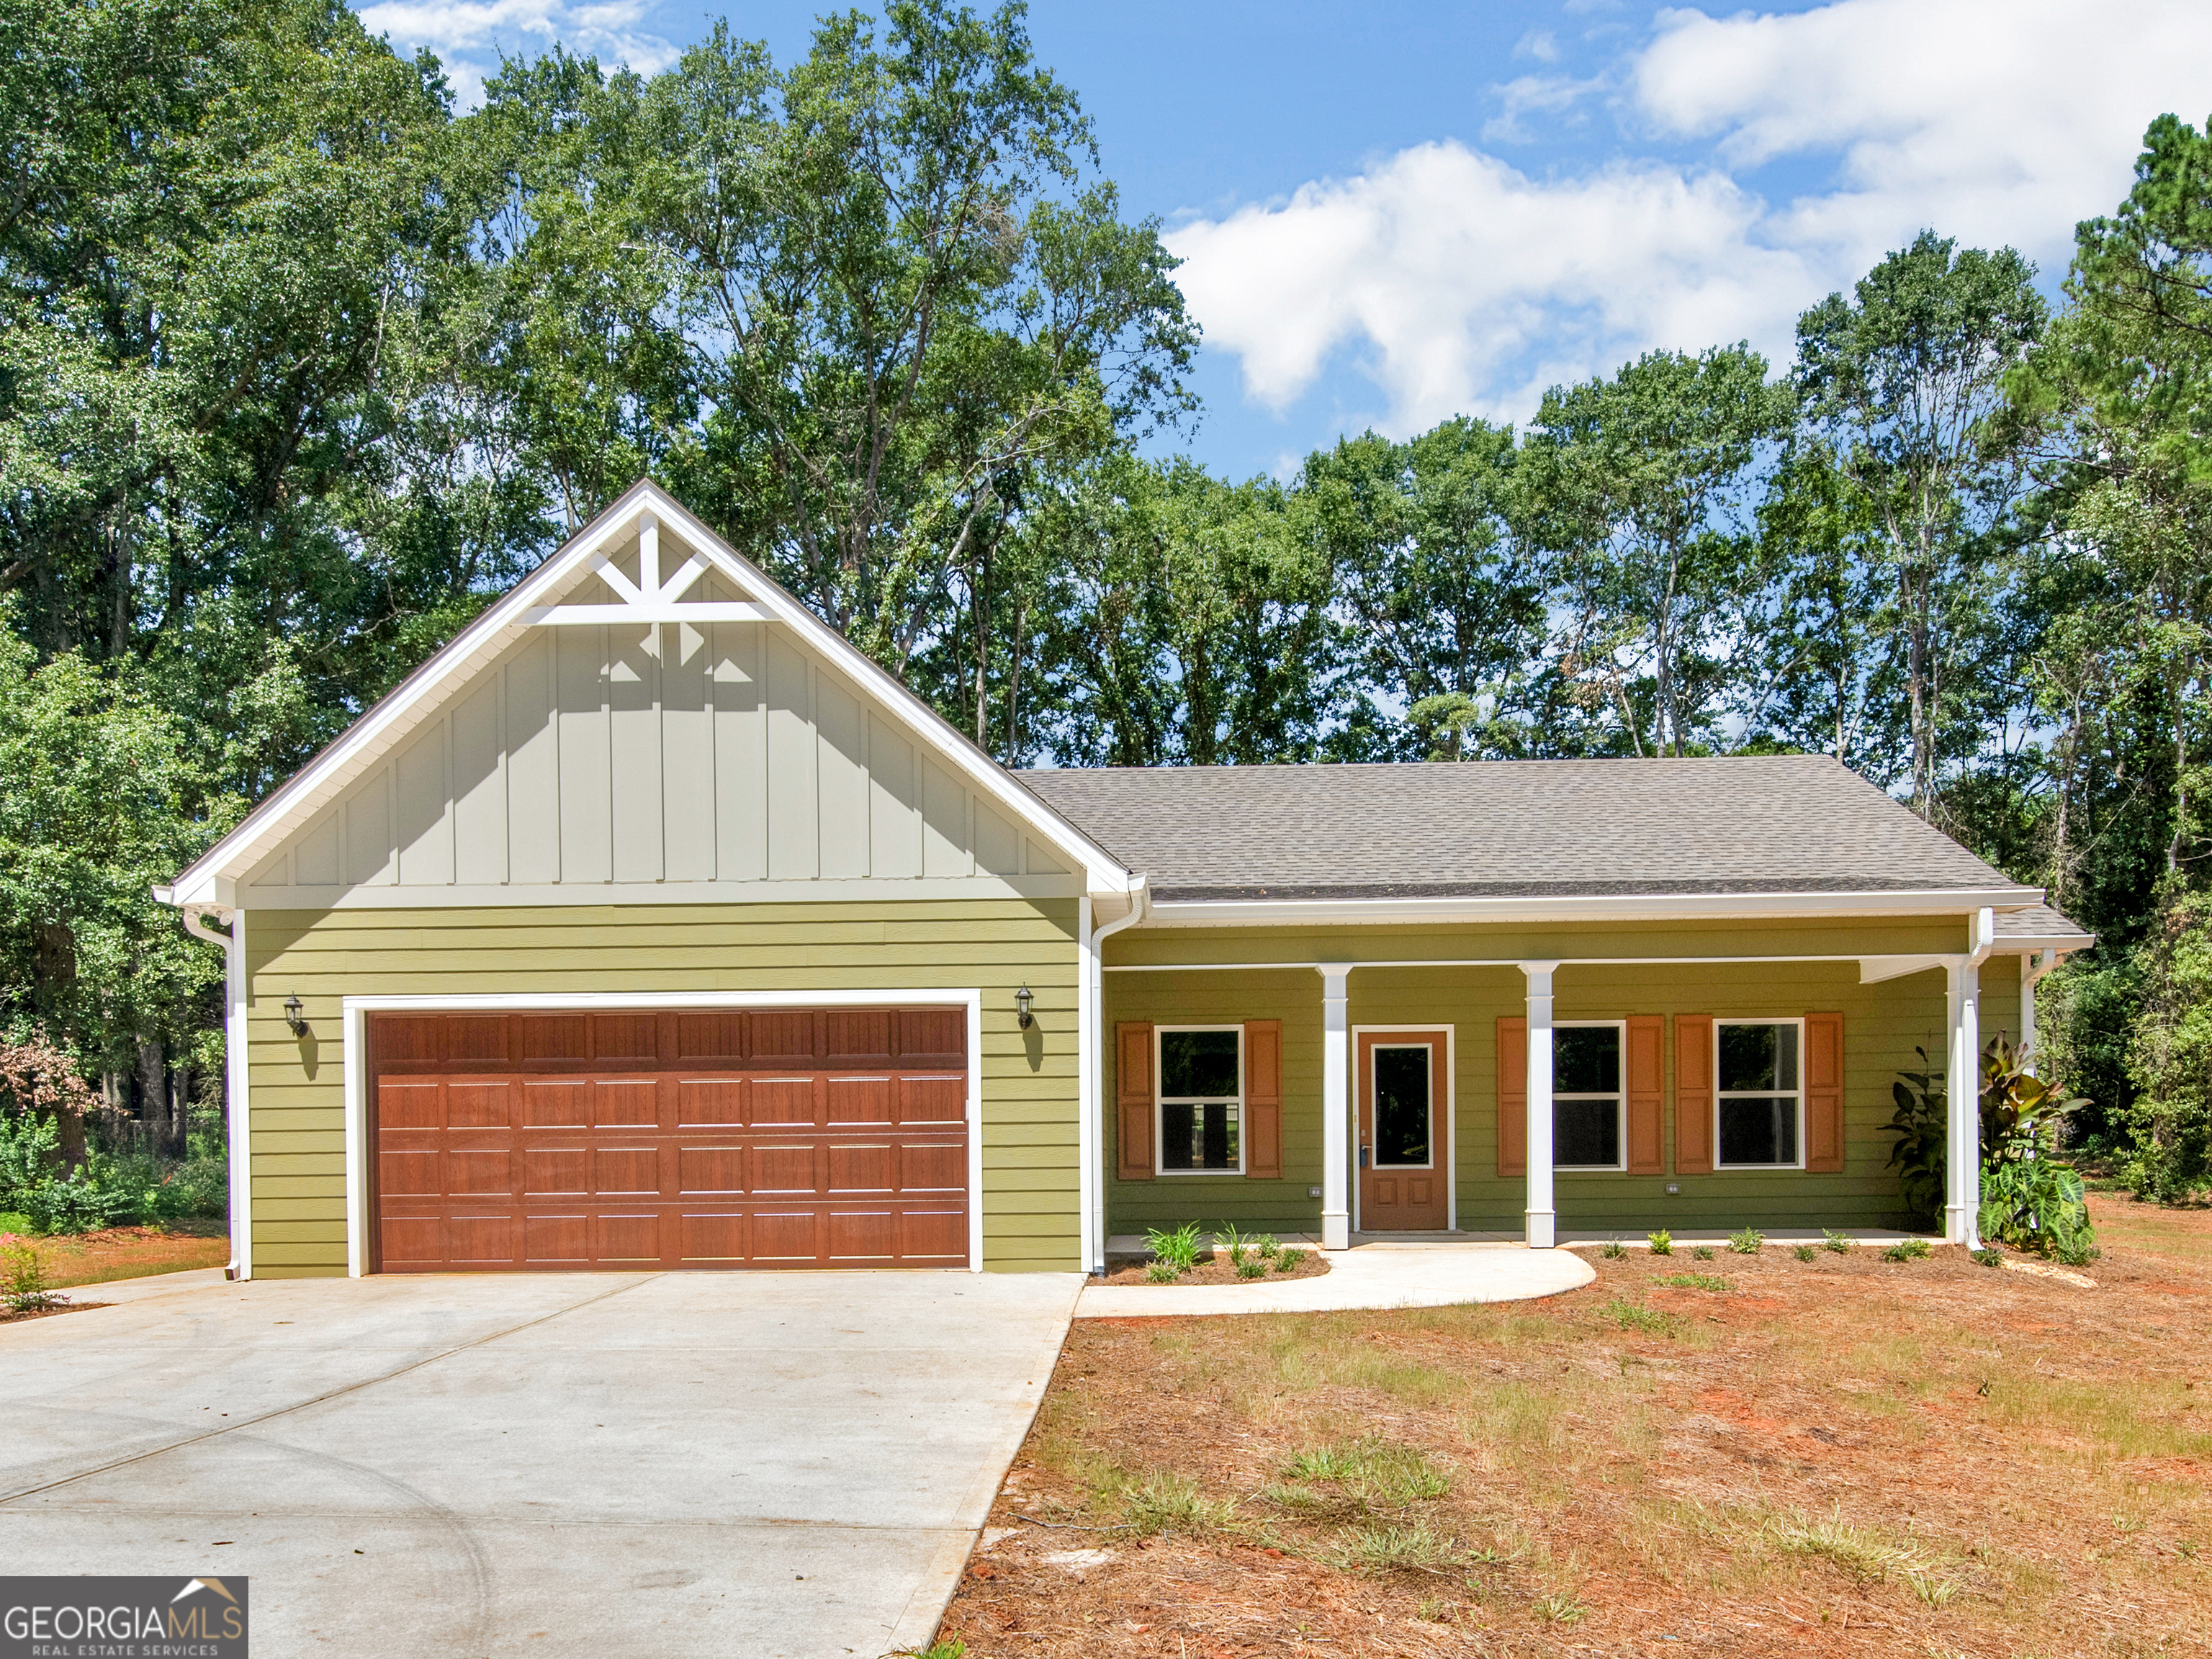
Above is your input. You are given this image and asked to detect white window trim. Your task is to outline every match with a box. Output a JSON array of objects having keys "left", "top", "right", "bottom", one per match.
[
  {"left": 1713, "top": 1015, "right": 1808, "bottom": 1172},
  {"left": 1154, "top": 1023, "right": 1245, "bottom": 1178},
  {"left": 340, "top": 988, "right": 985, "bottom": 1277},
  {"left": 1552, "top": 1018, "right": 1628, "bottom": 1173},
  {"left": 1367, "top": 1041, "right": 1440, "bottom": 1172}
]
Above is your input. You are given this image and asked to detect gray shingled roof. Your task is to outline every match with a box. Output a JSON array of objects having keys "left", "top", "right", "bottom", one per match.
[
  {"left": 1020, "top": 756, "right": 2044, "bottom": 904},
  {"left": 1993, "top": 903, "right": 2095, "bottom": 944}
]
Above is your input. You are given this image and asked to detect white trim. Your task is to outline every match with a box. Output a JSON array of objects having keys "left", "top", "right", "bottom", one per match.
[
  {"left": 1105, "top": 951, "right": 2002, "bottom": 973},
  {"left": 240, "top": 876, "right": 1084, "bottom": 910},
  {"left": 1351, "top": 1025, "right": 1457, "bottom": 1233},
  {"left": 165, "top": 480, "right": 1135, "bottom": 905},
  {"left": 1521, "top": 961, "right": 1558, "bottom": 1249},
  {"left": 225, "top": 914, "right": 251, "bottom": 1281},
  {"left": 1140, "top": 887, "right": 2040, "bottom": 928},
  {"left": 1152, "top": 1023, "right": 1246, "bottom": 1177},
  {"left": 1712, "top": 1016, "right": 1809, "bottom": 1172},
  {"left": 338, "top": 987, "right": 987, "bottom": 1277},
  {"left": 1076, "top": 896, "right": 1097, "bottom": 1276},
  {"left": 1318, "top": 965, "right": 1352, "bottom": 1249},
  {"left": 519, "top": 602, "right": 772, "bottom": 625},
  {"left": 1551, "top": 1018, "right": 1628, "bottom": 1172}
]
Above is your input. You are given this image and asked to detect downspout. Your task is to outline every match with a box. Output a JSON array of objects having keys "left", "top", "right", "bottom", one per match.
[
  {"left": 166, "top": 891, "right": 249, "bottom": 1282},
  {"left": 2020, "top": 948, "right": 2066, "bottom": 1076},
  {"left": 1945, "top": 908, "right": 1995, "bottom": 1249},
  {"left": 1086, "top": 878, "right": 1150, "bottom": 1276}
]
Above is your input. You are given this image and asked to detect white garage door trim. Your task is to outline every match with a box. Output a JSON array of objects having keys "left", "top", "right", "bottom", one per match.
[{"left": 341, "top": 989, "right": 985, "bottom": 1278}]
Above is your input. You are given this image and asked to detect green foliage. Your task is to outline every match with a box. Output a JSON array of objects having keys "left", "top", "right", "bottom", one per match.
[
  {"left": 1970, "top": 1248, "right": 2003, "bottom": 1267},
  {"left": 1119, "top": 1470, "right": 1236, "bottom": 1538},
  {"left": 1599, "top": 1298, "right": 1680, "bottom": 1336},
  {"left": 1792, "top": 1244, "right": 1817, "bottom": 1262},
  {"left": 1251, "top": 1233, "right": 1282, "bottom": 1261},
  {"left": 0, "top": 1110, "right": 58, "bottom": 1213},
  {"left": 1727, "top": 1227, "right": 1764, "bottom": 1254},
  {"left": 1235, "top": 1256, "right": 1267, "bottom": 1279},
  {"left": 1887, "top": 1048, "right": 1949, "bottom": 1226},
  {"left": 1600, "top": 1236, "right": 1627, "bottom": 1259},
  {"left": 1822, "top": 1228, "right": 1854, "bottom": 1254},
  {"left": 1653, "top": 1272, "right": 1730, "bottom": 1292},
  {"left": 1144, "top": 1221, "right": 1202, "bottom": 1273},
  {"left": 1882, "top": 1239, "right": 1933, "bottom": 1262},
  {"left": 1, "top": 1235, "right": 63, "bottom": 1313},
  {"left": 1691, "top": 1246, "right": 1716, "bottom": 1262},
  {"left": 1143, "top": 1260, "right": 1178, "bottom": 1283},
  {"left": 1645, "top": 1228, "right": 1673, "bottom": 1255},
  {"left": 2121, "top": 886, "right": 2212, "bottom": 1199},
  {"left": 1218, "top": 1221, "right": 1251, "bottom": 1266}
]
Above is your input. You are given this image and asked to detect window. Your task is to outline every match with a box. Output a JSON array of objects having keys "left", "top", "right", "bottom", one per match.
[
  {"left": 1553, "top": 1022, "right": 1624, "bottom": 1171},
  {"left": 1715, "top": 1019, "right": 1802, "bottom": 1168},
  {"left": 1372, "top": 1044, "right": 1433, "bottom": 1167},
  {"left": 1158, "top": 1027, "right": 1242, "bottom": 1174}
]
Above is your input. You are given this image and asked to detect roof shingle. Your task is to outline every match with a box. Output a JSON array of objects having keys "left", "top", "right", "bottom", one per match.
[{"left": 1019, "top": 757, "right": 2038, "bottom": 904}]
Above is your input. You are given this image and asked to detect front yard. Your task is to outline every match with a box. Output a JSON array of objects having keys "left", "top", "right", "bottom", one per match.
[
  {"left": 0, "top": 1218, "right": 228, "bottom": 1290},
  {"left": 941, "top": 1195, "right": 2211, "bottom": 1658}
]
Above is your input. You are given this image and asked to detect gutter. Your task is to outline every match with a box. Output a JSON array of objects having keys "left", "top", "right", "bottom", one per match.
[
  {"left": 155, "top": 886, "right": 250, "bottom": 1281},
  {"left": 1084, "top": 878, "right": 1150, "bottom": 1274},
  {"left": 1140, "top": 886, "right": 2044, "bottom": 928}
]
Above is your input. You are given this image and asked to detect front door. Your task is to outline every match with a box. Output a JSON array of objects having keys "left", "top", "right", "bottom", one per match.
[{"left": 1357, "top": 1030, "right": 1449, "bottom": 1231}]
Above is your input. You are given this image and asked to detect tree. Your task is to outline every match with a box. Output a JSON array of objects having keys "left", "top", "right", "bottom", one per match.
[{"left": 1795, "top": 233, "right": 2046, "bottom": 817}]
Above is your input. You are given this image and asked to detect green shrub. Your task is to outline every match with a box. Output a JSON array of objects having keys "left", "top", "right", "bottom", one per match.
[
  {"left": 1600, "top": 1236, "right": 1627, "bottom": 1259},
  {"left": 1218, "top": 1221, "right": 1251, "bottom": 1267},
  {"left": 1727, "top": 1226, "right": 1763, "bottom": 1254},
  {"left": 1792, "top": 1244, "right": 1817, "bottom": 1262},
  {"left": 1145, "top": 1221, "right": 1203, "bottom": 1274},
  {"left": 1886, "top": 1048, "right": 1948, "bottom": 1227},
  {"left": 1822, "top": 1227, "right": 1853, "bottom": 1254},
  {"left": 1883, "top": 1238, "right": 1933, "bottom": 1262},
  {"left": 1691, "top": 1246, "right": 1716, "bottom": 1262},
  {"left": 1236, "top": 1256, "right": 1267, "bottom": 1279},
  {"left": 1252, "top": 1233, "right": 1282, "bottom": 1262},
  {"left": 1144, "top": 1260, "right": 1179, "bottom": 1283},
  {"left": 0, "top": 1111, "right": 58, "bottom": 1214},
  {"left": 1977, "top": 1035, "right": 2097, "bottom": 1263},
  {"left": 2121, "top": 885, "right": 2212, "bottom": 1201},
  {"left": 1275, "top": 1248, "right": 1303, "bottom": 1273},
  {"left": 1646, "top": 1228, "right": 1673, "bottom": 1255},
  {"left": 1, "top": 1236, "right": 63, "bottom": 1313},
  {"left": 1970, "top": 1248, "right": 2003, "bottom": 1267}
]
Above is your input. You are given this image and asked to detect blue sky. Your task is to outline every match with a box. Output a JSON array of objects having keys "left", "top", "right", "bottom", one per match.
[{"left": 359, "top": 0, "right": 2212, "bottom": 479}]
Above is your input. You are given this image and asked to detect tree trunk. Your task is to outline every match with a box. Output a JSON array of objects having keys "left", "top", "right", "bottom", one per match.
[{"left": 138, "top": 1037, "right": 169, "bottom": 1157}]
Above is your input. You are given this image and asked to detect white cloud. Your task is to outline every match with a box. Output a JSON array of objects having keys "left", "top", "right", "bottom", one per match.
[
  {"left": 1167, "top": 0, "right": 2212, "bottom": 435},
  {"left": 356, "top": 0, "right": 679, "bottom": 107}
]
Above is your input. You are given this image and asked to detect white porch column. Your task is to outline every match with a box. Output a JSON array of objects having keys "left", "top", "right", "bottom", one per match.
[
  {"left": 1945, "top": 909, "right": 1995, "bottom": 1247},
  {"left": 1318, "top": 964, "right": 1352, "bottom": 1250},
  {"left": 1522, "top": 961, "right": 1560, "bottom": 1249}
]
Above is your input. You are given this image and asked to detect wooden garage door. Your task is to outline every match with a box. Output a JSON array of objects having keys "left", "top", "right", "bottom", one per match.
[{"left": 369, "top": 1007, "right": 968, "bottom": 1272}]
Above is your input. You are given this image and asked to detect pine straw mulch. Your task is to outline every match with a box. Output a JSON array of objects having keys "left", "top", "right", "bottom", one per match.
[
  {"left": 938, "top": 1195, "right": 2211, "bottom": 1659},
  {"left": 1098, "top": 1250, "right": 1331, "bottom": 1287},
  {"left": 0, "top": 1300, "right": 109, "bottom": 1326}
]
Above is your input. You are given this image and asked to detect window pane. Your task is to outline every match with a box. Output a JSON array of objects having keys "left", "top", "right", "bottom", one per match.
[
  {"left": 1718, "top": 1097, "right": 1797, "bottom": 1166},
  {"left": 1372, "top": 1046, "right": 1431, "bottom": 1166},
  {"left": 1161, "top": 1102, "right": 1240, "bottom": 1171},
  {"left": 1718, "top": 1022, "right": 1797, "bottom": 1092},
  {"left": 1555, "top": 1097, "right": 1619, "bottom": 1167},
  {"left": 1555, "top": 1026, "right": 1620, "bottom": 1094},
  {"left": 1161, "top": 1029, "right": 1240, "bottom": 1098}
]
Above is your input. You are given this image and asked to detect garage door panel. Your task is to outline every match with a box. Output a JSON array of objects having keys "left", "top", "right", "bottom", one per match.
[
  {"left": 523, "top": 1147, "right": 588, "bottom": 1195},
  {"left": 520, "top": 1080, "right": 590, "bottom": 1127},
  {"left": 446, "top": 1214, "right": 515, "bottom": 1263},
  {"left": 680, "top": 1211, "right": 747, "bottom": 1261},
  {"left": 590, "top": 1081, "right": 659, "bottom": 1129},
  {"left": 827, "top": 1143, "right": 894, "bottom": 1194},
  {"left": 446, "top": 1082, "right": 512, "bottom": 1128},
  {"left": 746, "top": 1210, "right": 821, "bottom": 1262},
  {"left": 677, "top": 1079, "right": 745, "bottom": 1126},
  {"left": 826, "top": 1076, "right": 894, "bottom": 1125},
  {"left": 750, "top": 1143, "right": 819, "bottom": 1194},
  {"left": 678, "top": 1146, "right": 746, "bottom": 1195},
  {"left": 524, "top": 1213, "right": 590, "bottom": 1262},
  {"left": 372, "top": 1008, "right": 968, "bottom": 1272},
  {"left": 446, "top": 1149, "right": 513, "bottom": 1195},
  {"left": 749, "top": 1078, "right": 819, "bottom": 1126},
  {"left": 827, "top": 1209, "right": 894, "bottom": 1261},
  {"left": 379, "top": 1081, "right": 443, "bottom": 1130},
  {"left": 595, "top": 1213, "right": 661, "bottom": 1262},
  {"left": 379, "top": 1149, "right": 441, "bottom": 1197},
  {"left": 591, "top": 1146, "right": 661, "bottom": 1196},
  {"left": 900, "top": 1076, "right": 965, "bottom": 1128}
]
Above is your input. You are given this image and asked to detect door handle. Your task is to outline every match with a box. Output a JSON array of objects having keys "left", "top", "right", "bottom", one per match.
[{"left": 1359, "top": 1145, "right": 1371, "bottom": 1169}]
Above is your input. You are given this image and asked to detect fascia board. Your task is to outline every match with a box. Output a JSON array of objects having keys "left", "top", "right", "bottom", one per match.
[
  {"left": 1138, "top": 886, "right": 2044, "bottom": 928},
  {"left": 166, "top": 479, "right": 1134, "bottom": 902}
]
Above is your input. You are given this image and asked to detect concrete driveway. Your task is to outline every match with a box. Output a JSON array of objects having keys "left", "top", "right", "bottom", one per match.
[{"left": 0, "top": 1269, "right": 1080, "bottom": 1658}]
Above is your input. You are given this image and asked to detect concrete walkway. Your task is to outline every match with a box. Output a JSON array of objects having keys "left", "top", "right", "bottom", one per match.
[
  {"left": 1078, "top": 1240, "right": 1594, "bottom": 1318},
  {"left": 3, "top": 1269, "right": 1080, "bottom": 1659}
]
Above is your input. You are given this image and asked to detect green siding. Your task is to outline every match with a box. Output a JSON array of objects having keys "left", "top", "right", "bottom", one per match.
[
  {"left": 1105, "top": 920, "right": 2024, "bottom": 1238},
  {"left": 243, "top": 899, "right": 1082, "bottom": 1277}
]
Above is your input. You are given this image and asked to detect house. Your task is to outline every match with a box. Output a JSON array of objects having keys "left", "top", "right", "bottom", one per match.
[{"left": 155, "top": 482, "right": 2091, "bottom": 1280}]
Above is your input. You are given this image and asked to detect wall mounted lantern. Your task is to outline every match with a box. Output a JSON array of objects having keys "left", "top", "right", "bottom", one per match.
[
  {"left": 283, "top": 994, "right": 309, "bottom": 1038},
  {"left": 1015, "top": 985, "right": 1034, "bottom": 1029}
]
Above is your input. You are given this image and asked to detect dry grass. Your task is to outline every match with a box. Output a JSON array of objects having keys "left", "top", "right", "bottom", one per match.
[
  {"left": 12, "top": 1223, "right": 228, "bottom": 1289},
  {"left": 943, "top": 1192, "right": 2212, "bottom": 1658}
]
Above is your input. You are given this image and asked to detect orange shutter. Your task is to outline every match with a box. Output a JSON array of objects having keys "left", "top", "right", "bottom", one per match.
[
  {"left": 1497, "top": 1016, "right": 1527, "bottom": 1178},
  {"left": 1244, "top": 1020, "right": 1282, "bottom": 1178},
  {"left": 1804, "top": 1012, "right": 1845, "bottom": 1173},
  {"left": 1674, "top": 1015, "right": 1714, "bottom": 1174},
  {"left": 1626, "top": 1015, "right": 1665, "bottom": 1174},
  {"left": 1116, "top": 1022, "right": 1155, "bottom": 1181}
]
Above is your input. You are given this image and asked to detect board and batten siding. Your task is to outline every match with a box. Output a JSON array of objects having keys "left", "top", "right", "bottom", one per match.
[
  {"left": 1103, "top": 920, "right": 2024, "bottom": 1238},
  {"left": 240, "top": 572, "right": 1070, "bottom": 901},
  {"left": 243, "top": 899, "right": 1082, "bottom": 1276}
]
